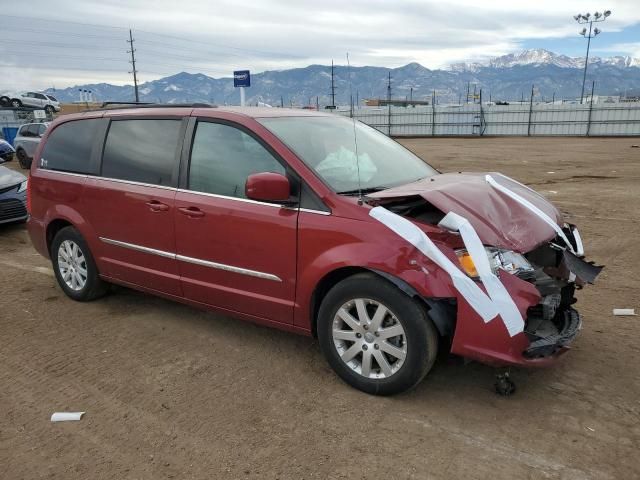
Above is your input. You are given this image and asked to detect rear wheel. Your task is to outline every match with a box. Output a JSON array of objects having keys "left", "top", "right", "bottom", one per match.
[
  {"left": 51, "top": 226, "right": 108, "bottom": 301},
  {"left": 0, "top": 96, "right": 9, "bottom": 106},
  {"left": 16, "top": 148, "right": 30, "bottom": 169},
  {"left": 317, "top": 273, "right": 438, "bottom": 395}
]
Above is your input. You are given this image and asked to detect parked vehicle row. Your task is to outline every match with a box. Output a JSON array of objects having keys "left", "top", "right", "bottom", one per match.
[{"left": 26, "top": 105, "right": 600, "bottom": 395}]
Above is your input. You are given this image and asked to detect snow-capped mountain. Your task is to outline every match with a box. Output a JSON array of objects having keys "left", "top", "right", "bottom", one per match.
[
  {"left": 46, "top": 49, "right": 640, "bottom": 106},
  {"left": 451, "top": 48, "right": 640, "bottom": 71}
]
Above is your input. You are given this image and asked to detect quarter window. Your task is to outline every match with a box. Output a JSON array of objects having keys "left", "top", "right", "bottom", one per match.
[
  {"left": 102, "top": 119, "right": 182, "bottom": 186},
  {"left": 189, "top": 122, "right": 285, "bottom": 198},
  {"left": 40, "top": 119, "right": 101, "bottom": 173}
]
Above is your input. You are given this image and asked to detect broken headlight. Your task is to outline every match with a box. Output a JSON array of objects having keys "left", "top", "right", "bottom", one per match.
[{"left": 455, "top": 247, "right": 534, "bottom": 279}]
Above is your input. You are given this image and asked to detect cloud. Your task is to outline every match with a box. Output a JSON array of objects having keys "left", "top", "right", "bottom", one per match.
[{"left": 1, "top": 0, "right": 639, "bottom": 90}]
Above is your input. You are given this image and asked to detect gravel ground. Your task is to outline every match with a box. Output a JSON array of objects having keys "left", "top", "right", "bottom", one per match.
[{"left": 1, "top": 137, "right": 638, "bottom": 479}]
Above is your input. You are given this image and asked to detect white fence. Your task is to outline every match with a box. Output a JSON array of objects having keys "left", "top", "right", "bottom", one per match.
[{"left": 335, "top": 103, "right": 640, "bottom": 136}]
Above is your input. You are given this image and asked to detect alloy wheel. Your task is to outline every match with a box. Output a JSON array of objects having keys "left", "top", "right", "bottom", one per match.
[
  {"left": 332, "top": 298, "right": 407, "bottom": 379},
  {"left": 57, "top": 240, "right": 88, "bottom": 291}
]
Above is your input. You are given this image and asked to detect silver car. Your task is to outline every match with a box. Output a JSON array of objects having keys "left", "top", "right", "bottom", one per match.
[
  {"left": 0, "top": 91, "right": 61, "bottom": 113},
  {"left": 14, "top": 123, "right": 48, "bottom": 169}
]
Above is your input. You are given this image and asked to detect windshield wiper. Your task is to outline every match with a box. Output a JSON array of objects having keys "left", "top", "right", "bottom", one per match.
[{"left": 337, "top": 186, "right": 389, "bottom": 196}]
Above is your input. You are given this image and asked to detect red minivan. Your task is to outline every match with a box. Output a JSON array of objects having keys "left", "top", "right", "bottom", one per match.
[{"left": 27, "top": 105, "right": 600, "bottom": 395}]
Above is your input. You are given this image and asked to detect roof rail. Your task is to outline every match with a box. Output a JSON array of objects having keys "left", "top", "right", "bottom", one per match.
[{"left": 99, "top": 101, "right": 216, "bottom": 109}]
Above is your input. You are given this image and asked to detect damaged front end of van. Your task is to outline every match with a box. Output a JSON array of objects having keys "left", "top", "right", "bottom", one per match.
[{"left": 368, "top": 171, "right": 603, "bottom": 372}]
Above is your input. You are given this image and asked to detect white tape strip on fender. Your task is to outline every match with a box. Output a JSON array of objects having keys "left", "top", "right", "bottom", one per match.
[
  {"left": 369, "top": 207, "right": 524, "bottom": 337},
  {"left": 485, "top": 174, "right": 574, "bottom": 253},
  {"left": 438, "top": 211, "right": 525, "bottom": 337}
]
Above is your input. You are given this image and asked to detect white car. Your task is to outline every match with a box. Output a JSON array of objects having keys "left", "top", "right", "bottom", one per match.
[
  {"left": 13, "top": 122, "right": 49, "bottom": 169},
  {"left": 0, "top": 92, "right": 61, "bottom": 113}
]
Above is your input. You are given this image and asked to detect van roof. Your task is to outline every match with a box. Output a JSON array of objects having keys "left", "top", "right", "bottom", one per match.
[{"left": 54, "top": 105, "right": 335, "bottom": 123}]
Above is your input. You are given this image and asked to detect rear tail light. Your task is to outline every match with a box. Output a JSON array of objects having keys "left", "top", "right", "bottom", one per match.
[{"left": 26, "top": 177, "right": 31, "bottom": 214}]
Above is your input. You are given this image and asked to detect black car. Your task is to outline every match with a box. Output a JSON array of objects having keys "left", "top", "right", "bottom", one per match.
[{"left": 0, "top": 166, "right": 28, "bottom": 224}]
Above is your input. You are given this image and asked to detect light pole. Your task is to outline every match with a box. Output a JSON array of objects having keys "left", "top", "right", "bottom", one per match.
[{"left": 574, "top": 10, "right": 611, "bottom": 104}]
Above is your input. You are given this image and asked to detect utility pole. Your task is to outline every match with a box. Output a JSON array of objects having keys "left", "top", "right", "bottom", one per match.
[
  {"left": 387, "top": 72, "right": 392, "bottom": 102},
  {"left": 329, "top": 60, "right": 336, "bottom": 108},
  {"left": 387, "top": 72, "right": 392, "bottom": 135},
  {"left": 127, "top": 29, "right": 139, "bottom": 103},
  {"left": 466, "top": 82, "right": 470, "bottom": 104}
]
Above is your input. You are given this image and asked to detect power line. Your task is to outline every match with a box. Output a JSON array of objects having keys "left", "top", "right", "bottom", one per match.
[{"left": 3, "top": 14, "right": 303, "bottom": 60}]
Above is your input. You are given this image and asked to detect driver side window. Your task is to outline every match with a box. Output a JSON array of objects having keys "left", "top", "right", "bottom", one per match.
[{"left": 188, "top": 122, "right": 285, "bottom": 199}]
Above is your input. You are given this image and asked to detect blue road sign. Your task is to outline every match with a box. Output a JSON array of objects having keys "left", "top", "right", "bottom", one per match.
[{"left": 234, "top": 70, "right": 251, "bottom": 88}]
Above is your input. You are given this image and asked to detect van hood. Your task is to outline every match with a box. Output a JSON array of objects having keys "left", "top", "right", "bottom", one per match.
[
  {"left": 368, "top": 172, "right": 563, "bottom": 253},
  {"left": 0, "top": 166, "right": 26, "bottom": 189}
]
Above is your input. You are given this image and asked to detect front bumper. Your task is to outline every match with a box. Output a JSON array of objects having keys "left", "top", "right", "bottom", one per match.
[{"left": 0, "top": 189, "right": 27, "bottom": 224}]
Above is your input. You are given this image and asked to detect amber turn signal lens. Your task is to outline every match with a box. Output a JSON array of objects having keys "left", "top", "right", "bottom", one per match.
[{"left": 457, "top": 251, "right": 478, "bottom": 278}]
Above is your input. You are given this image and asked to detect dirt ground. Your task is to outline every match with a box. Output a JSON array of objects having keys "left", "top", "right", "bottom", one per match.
[{"left": 1, "top": 137, "right": 639, "bottom": 479}]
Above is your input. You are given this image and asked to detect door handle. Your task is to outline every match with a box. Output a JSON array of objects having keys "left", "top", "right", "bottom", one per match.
[
  {"left": 146, "top": 200, "right": 170, "bottom": 212},
  {"left": 178, "top": 206, "right": 205, "bottom": 218}
]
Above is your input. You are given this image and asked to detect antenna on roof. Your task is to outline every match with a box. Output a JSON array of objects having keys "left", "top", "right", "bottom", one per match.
[{"left": 346, "top": 53, "right": 363, "bottom": 205}]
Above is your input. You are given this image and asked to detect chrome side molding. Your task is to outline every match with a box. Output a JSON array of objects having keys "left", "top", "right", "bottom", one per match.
[{"left": 99, "top": 236, "right": 282, "bottom": 282}]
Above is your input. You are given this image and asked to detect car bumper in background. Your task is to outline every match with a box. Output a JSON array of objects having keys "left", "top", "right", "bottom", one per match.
[{"left": 0, "top": 190, "right": 27, "bottom": 224}]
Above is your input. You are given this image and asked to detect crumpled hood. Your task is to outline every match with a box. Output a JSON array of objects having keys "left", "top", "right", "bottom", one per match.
[
  {"left": 369, "top": 172, "right": 563, "bottom": 253},
  {"left": 0, "top": 165, "right": 26, "bottom": 189}
]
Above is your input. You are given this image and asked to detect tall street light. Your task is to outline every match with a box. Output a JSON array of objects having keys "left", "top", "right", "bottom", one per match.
[{"left": 574, "top": 10, "right": 611, "bottom": 103}]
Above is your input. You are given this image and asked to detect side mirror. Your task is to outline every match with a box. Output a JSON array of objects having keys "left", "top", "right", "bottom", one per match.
[{"left": 245, "top": 172, "right": 291, "bottom": 203}]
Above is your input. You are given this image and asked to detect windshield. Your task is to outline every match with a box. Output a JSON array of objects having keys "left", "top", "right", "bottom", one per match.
[
  {"left": 258, "top": 116, "right": 437, "bottom": 193},
  {"left": 46, "top": 95, "right": 58, "bottom": 101}
]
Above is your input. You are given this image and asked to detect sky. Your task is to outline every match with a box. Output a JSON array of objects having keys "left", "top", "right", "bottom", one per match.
[{"left": 1, "top": 0, "right": 639, "bottom": 91}]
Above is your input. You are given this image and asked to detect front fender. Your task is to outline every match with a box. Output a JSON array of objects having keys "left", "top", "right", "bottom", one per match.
[{"left": 294, "top": 214, "right": 460, "bottom": 330}]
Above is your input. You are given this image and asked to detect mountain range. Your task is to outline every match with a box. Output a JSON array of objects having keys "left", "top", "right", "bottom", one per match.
[{"left": 46, "top": 49, "right": 640, "bottom": 106}]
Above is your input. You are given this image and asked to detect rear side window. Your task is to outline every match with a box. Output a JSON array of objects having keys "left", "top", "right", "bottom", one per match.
[
  {"left": 101, "top": 119, "right": 182, "bottom": 186},
  {"left": 40, "top": 119, "right": 101, "bottom": 173}
]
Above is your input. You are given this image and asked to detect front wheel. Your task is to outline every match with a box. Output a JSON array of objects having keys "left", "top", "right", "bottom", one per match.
[
  {"left": 45, "top": 105, "right": 54, "bottom": 114},
  {"left": 51, "top": 226, "right": 108, "bottom": 301},
  {"left": 317, "top": 273, "right": 438, "bottom": 395},
  {"left": 10, "top": 99, "right": 22, "bottom": 108}
]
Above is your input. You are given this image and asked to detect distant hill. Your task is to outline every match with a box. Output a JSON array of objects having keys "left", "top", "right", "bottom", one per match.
[{"left": 47, "top": 49, "right": 640, "bottom": 106}]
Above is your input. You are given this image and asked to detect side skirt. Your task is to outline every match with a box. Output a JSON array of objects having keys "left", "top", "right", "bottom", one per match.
[{"left": 99, "top": 274, "right": 312, "bottom": 337}]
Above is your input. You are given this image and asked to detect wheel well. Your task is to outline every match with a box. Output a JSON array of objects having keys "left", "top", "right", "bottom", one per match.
[
  {"left": 46, "top": 219, "right": 73, "bottom": 254},
  {"left": 310, "top": 267, "right": 456, "bottom": 339}
]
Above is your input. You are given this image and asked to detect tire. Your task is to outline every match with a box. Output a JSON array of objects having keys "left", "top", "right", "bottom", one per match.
[
  {"left": 10, "top": 99, "right": 22, "bottom": 108},
  {"left": 51, "top": 226, "right": 108, "bottom": 301},
  {"left": 45, "top": 105, "right": 54, "bottom": 114},
  {"left": 317, "top": 273, "right": 438, "bottom": 396},
  {"left": 0, "top": 96, "right": 9, "bottom": 107},
  {"left": 16, "top": 148, "right": 30, "bottom": 169}
]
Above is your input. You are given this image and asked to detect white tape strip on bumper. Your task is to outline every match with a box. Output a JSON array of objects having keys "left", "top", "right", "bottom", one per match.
[{"left": 369, "top": 206, "right": 524, "bottom": 337}]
